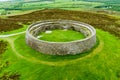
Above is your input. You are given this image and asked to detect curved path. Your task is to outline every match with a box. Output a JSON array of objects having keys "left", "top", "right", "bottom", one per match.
[
  {"left": 0, "top": 31, "right": 26, "bottom": 38},
  {"left": 11, "top": 36, "right": 104, "bottom": 66},
  {"left": 0, "top": 32, "right": 104, "bottom": 66}
]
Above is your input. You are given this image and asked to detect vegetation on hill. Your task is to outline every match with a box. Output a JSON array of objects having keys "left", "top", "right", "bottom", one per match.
[
  {"left": 0, "top": 29, "right": 119, "bottom": 80},
  {"left": 0, "top": 9, "right": 120, "bottom": 80},
  {"left": 0, "top": 18, "right": 30, "bottom": 32},
  {"left": 0, "top": 41, "right": 7, "bottom": 54},
  {"left": 1, "top": 9, "right": 119, "bottom": 37},
  {"left": 1, "top": 0, "right": 120, "bottom": 16},
  {"left": 0, "top": 1, "right": 119, "bottom": 80}
]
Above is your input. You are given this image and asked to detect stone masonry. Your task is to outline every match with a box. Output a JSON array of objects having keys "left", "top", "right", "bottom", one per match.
[{"left": 26, "top": 20, "right": 96, "bottom": 55}]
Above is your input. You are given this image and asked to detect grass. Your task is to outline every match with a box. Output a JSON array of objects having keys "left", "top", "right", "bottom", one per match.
[
  {"left": 14, "top": 33, "right": 98, "bottom": 62},
  {"left": 39, "top": 30, "right": 85, "bottom": 42},
  {"left": 0, "top": 0, "right": 120, "bottom": 16},
  {"left": 0, "top": 9, "right": 120, "bottom": 80},
  {"left": 0, "top": 24, "right": 28, "bottom": 35},
  {"left": 0, "top": 29, "right": 120, "bottom": 80},
  {"left": 0, "top": 1, "right": 103, "bottom": 16}
]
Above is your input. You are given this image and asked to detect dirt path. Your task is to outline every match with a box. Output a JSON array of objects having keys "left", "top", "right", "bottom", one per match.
[
  {"left": 0, "top": 31, "right": 26, "bottom": 38},
  {"left": 10, "top": 36, "right": 104, "bottom": 66}
]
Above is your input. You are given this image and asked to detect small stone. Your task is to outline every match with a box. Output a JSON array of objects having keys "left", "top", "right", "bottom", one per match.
[
  {"left": 63, "top": 29, "right": 68, "bottom": 31},
  {"left": 45, "top": 30, "right": 52, "bottom": 34},
  {"left": 37, "top": 36, "right": 43, "bottom": 38}
]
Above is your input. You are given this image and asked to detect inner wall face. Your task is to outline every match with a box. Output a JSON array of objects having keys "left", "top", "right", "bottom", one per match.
[{"left": 26, "top": 20, "right": 96, "bottom": 55}]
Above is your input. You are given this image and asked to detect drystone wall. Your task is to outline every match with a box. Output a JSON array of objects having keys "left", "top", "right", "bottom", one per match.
[{"left": 26, "top": 20, "right": 96, "bottom": 55}]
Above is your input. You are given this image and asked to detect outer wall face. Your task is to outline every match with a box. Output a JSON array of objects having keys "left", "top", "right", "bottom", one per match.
[{"left": 26, "top": 20, "right": 96, "bottom": 55}]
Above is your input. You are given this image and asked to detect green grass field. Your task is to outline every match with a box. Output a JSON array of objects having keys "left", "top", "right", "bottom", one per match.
[
  {"left": 0, "top": 0, "right": 120, "bottom": 16},
  {"left": 0, "top": 28, "right": 120, "bottom": 80},
  {"left": 39, "top": 30, "right": 85, "bottom": 42},
  {"left": 0, "top": 1, "right": 104, "bottom": 16},
  {"left": 0, "top": 7, "right": 120, "bottom": 80}
]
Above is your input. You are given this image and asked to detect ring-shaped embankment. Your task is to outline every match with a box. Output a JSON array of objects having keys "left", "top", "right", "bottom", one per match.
[{"left": 26, "top": 20, "right": 96, "bottom": 55}]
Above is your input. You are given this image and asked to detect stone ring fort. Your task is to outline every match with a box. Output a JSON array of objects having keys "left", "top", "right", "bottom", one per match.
[{"left": 26, "top": 20, "right": 96, "bottom": 55}]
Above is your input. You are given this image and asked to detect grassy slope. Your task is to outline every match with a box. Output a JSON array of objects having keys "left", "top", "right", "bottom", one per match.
[
  {"left": 0, "top": 9, "right": 120, "bottom": 37},
  {"left": 0, "top": 0, "right": 117, "bottom": 9},
  {"left": 0, "top": 29, "right": 119, "bottom": 80},
  {"left": 0, "top": 1, "right": 103, "bottom": 11},
  {"left": 8, "top": 9, "right": 120, "bottom": 37},
  {"left": 39, "top": 30, "right": 85, "bottom": 42},
  {"left": 0, "top": 24, "right": 28, "bottom": 35},
  {"left": 0, "top": 0, "right": 120, "bottom": 16},
  {"left": 0, "top": 9, "right": 120, "bottom": 80},
  {"left": 84, "top": 0, "right": 120, "bottom": 11}
]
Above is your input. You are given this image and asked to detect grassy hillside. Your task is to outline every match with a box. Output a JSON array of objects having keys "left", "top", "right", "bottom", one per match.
[
  {"left": 0, "top": 9, "right": 120, "bottom": 80},
  {"left": 82, "top": 0, "right": 120, "bottom": 3},
  {"left": 83, "top": 0, "right": 120, "bottom": 11},
  {"left": 6, "top": 9, "right": 120, "bottom": 37},
  {"left": 0, "top": 27, "right": 120, "bottom": 80},
  {"left": 0, "top": 0, "right": 120, "bottom": 16}
]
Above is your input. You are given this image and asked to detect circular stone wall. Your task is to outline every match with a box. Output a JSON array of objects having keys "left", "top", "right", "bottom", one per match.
[{"left": 26, "top": 20, "right": 96, "bottom": 55}]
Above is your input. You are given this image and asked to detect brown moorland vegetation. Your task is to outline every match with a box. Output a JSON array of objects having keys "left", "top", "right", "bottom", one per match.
[
  {"left": 0, "top": 9, "right": 120, "bottom": 53},
  {"left": 0, "top": 72, "right": 20, "bottom": 80},
  {"left": 0, "top": 41, "right": 7, "bottom": 54},
  {"left": 0, "top": 9, "right": 119, "bottom": 37},
  {"left": 0, "top": 18, "right": 31, "bottom": 32},
  {"left": 7, "top": 9, "right": 120, "bottom": 37}
]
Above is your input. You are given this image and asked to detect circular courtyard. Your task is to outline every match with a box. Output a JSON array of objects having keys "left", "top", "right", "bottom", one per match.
[{"left": 26, "top": 20, "right": 96, "bottom": 55}]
